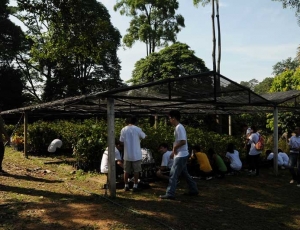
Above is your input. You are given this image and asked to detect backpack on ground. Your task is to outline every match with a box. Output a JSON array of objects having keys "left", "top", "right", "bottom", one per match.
[{"left": 255, "top": 134, "right": 264, "bottom": 151}]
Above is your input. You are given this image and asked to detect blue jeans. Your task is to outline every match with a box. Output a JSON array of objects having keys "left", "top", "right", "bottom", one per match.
[
  {"left": 166, "top": 156, "right": 198, "bottom": 197},
  {"left": 288, "top": 153, "right": 300, "bottom": 183}
]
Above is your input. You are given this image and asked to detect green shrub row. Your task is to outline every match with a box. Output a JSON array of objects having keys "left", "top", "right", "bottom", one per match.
[{"left": 5, "top": 118, "right": 289, "bottom": 171}]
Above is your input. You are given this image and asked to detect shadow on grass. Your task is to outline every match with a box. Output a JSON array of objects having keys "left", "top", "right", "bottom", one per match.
[{"left": 1, "top": 173, "right": 63, "bottom": 183}]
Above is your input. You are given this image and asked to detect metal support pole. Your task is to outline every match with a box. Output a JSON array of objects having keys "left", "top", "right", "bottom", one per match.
[
  {"left": 273, "top": 106, "right": 278, "bottom": 175},
  {"left": 228, "top": 115, "right": 232, "bottom": 136},
  {"left": 107, "top": 97, "right": 116, "bottom": 197},
  {"left": 24, "top": 112, "right": 28, "bottom": 158}
]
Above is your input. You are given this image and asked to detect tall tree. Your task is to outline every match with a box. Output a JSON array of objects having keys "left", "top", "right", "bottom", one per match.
[
  {"left": 253, "top": 77, "right": 274, "bottom": 94},
  {"left": 273, "top": 0, "right": 300, "bottom": 25},
  {"left": 0, "top": 0, "right": 27, "bottom": 109},
  {"left": 129, "top": 42, "right": 209, "bottom": 84},
  {"left": 114, "top": 0, "right": 185, "bottom": 56},
  {"left": 0, "top": 0, "right": 26, "bottom": 64},
  {"left": 15, "top": 0, "right": 123, "bottom": 102},
  {"left": 270, "top": 68, "right": 300, "bottom": 92},
  {"left": 193, "top": 0, "right": 221, "bottom": 73},
  {"left": 272, "top": 57, "right": 299, "bottom": 76}
]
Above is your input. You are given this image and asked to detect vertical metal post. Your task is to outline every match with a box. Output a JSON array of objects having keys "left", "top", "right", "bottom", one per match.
[
  {"left": 24, "top": 112, "right": 28, "bottom": 158},
  {"left": 228, "top": 115, "right": 232, "bottom": 136},
  {"left": 273, "top": 106, "right": 278, "bottom": 175},
  {"left": 107, "top": 97, "right": 116, "bottom": 197}
]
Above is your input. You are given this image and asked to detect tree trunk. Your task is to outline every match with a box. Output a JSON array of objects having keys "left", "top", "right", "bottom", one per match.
[
  {"left": 211, "top": 0, "right": 216, "bottom": 73},
  {"left": 216, "top": 0, "right": 221, "bottom": 74}
]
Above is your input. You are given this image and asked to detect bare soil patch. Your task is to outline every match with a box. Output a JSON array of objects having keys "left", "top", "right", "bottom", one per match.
[{"left": 1, "top": 147, "right": 300, "bottom": 230}]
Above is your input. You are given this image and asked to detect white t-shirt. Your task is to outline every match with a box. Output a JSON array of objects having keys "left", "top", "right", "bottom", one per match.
[
  {"left": 47, "top": 139, "right": 62, "bottom": 152},
  {"left": 173, "top": 123, "right": 189, "bottom": 158},
  {"left": 278, "top": 152, "right": 289, "bottom": 166},
  {"left": 100, "top": 147, "right": 122, "bottom": 174},
  {"left": 161, "top": 150, "right": 174, "bottom": 169},
  {"left": 267, "top": 152, "right": 284, "bottom": 166},
  {"left": 225, "top": 150, "right": 242, "bottom": 171},
  {"left": 248, "top": 132, "right": 261, "bottom": 155},
  {"left": 120, "top": 125, "right": 146, "bottom": 161},
  {"left": 288, "top": 135, "right": 300, "bottom": 153}
]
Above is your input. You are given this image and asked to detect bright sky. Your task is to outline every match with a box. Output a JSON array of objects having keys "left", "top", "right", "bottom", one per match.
[
  {"left": 10, "top": 0, "right": 300, "bottom": 84},
  {"left": 101, "top": 0, "right": 300, "bottom": 84}
]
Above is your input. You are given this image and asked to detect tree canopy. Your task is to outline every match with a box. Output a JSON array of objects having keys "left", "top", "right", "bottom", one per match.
[
  {"left": 15, "top": 0, "right": 123, "bottom": 102},
  {"left": 114, "top": 0, "right": 185, "bottom": 56},
  {"left": 129, "top": 42, "right": 209, "bottom": 84},
  {"left": 273, "top": 0, "right": 300, "bottom": 25}
]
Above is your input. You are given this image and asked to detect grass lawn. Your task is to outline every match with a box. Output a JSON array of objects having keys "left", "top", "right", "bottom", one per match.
[{"left": 1, "top": 147, "right": 300, "bottom": 230}]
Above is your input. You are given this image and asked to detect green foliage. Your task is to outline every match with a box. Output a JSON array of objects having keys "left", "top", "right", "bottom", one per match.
[
  {"left": 129, "top": 42, "right": 209, "bottom": 84},
  {"left": 0, "top": 66, "right": 25, "bottom": 109},
  {"left": 253, "top": 77, "right": 274, "bottom": 94},
  {"left": 273, "top": 0, "right": 300, "bottom": 25},
  {"left": 15, "top": 0, "right": 123, "bottom": 102},
  {"left": 240, "top": 79, "right": 259, "bottom": 91},
  {"left": 114, "top": 0, "right": 185, "bottom": 55},
  {"left": 0, "top": 0, "right": 26, "bottom": 63},
  {"left": 272, "top": 57, "right": 299, "bottom": 76},
  {"left": 270, "top": 69, "right": 300, "bottom": 92}
]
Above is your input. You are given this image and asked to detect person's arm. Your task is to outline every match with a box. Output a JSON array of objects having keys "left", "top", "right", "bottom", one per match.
[
  {"left": 173, "top": 140, "right": 186, "bottom": 154},
  {"left": 116, "top": 160, "right": 123, "bottom": 168},
  {"left": 0, "top": 117, "right": 9, "bottom": 142}
]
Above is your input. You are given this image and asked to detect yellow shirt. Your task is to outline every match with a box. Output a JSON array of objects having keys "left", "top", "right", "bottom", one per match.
[{"left": 192, "top": 152, "right": 212, "bottom": 172}]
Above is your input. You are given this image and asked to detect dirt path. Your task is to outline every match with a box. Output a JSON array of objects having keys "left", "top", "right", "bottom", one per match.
[{"left": 1, "top": 148, "right": 300, "bottom": 230}]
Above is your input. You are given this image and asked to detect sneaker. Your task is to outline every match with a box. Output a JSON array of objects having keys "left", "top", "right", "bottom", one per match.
[
  {"left": 159, "top": 194, "right": 175, "bottom": 200},
  {"left": 248, "top": 170, "right": 256, "bottom": 176},
  {"left": 297, "top": 184, "right": 300, "bottom": 187},
  {"left": 206, "top": 176, "right": 213, "bottom": 181},
  {"left": 124, "top": 187, "right": 130, "bottom": 192},
  {"left": 290, "top": 179, "right": 295, "bottom": 184},
  {"left": 226, "top": 172, "right": 234, "bottom": 176}
]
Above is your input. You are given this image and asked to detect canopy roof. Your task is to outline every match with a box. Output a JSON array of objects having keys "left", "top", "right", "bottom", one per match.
[{"left": 2, "top": 71, "right": 300, "bottom": 118}]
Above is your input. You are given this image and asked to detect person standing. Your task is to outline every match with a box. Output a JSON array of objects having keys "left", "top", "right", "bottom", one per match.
[
  {"left": 288, "top": 127, "right": 300, "bottom": 186},
  {"left": 248, "top": 126, "right": 262, "bottom": 176},
  {"left": 156, "top": 143, "right": 174, "bottom": 181},
  {"left": 120, "top": 116, "right": 146, "bottom": 192},
  {"left": 0, "top": 106, "right": 10, "bottom": 174},
  {"left": 159, "top": 110, "right": 198, "bottom": 200}
]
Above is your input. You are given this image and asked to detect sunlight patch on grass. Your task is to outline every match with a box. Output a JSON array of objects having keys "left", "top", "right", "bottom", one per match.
[{"left": 237, "top": 199, "right": 285, "bottom": 210}]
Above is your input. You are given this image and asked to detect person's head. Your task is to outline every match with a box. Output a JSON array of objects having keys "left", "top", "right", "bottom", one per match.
[
  {"left": 126, "top": 115, "right": 137, "bottom": 125},
  {"left": 278, "top": 148, "right": 283, "bottom": 153},
  {"left": 251, "top": 125, "right": 257, "bottom": 133},
  {"left": 158, "top": 143, "right": 169, "bottom": 153},
  {"left": 115, "top": 139, "right": 123, "bottom": 151},
  {"left": 265, "top": 149, "right": 272, "bottom": 157},
  {"left": 207, "top": 148, "right": 216, "bottom": 157},
  {"left": 226, "top": 143, "right": 235, "bottom": 153},
  {"left": 192, "top": 144, "right": 201, "bottom": 153},
  {"left": 58, "top": 135, "right": 62, "bottom": 140},
  {"left": 294, "top": 127, "right": 300, "bottom": 136},
  {"left": 168, "top": 110, "right": 181, "bottom": 126}
]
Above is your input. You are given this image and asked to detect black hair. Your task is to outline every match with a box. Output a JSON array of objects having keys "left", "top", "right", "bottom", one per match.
[
  {"left": 158, "top": 143, "right": 169, "bottom": 149},
  {"left": 58, "top": 135, "right": 62, "bottom": 140},
  {"left": 192, "top": 144, "right": 201, "bottom": 152},
  {"left": 265, "top": 149, "right": 272, "bottom": 156},
  {"left": 251, "top": 125, "right": 257, "bottom": 133},
  {"left": 278, "top": 149, "right": 283, "bottom": 153},
  {"left": 226, "top": 143, "right": 235, "bottom": 153},
  {"left": 126, "top": 115, "right": 137, "bottom": 125},
  {"left": 168, "top": 110, "right": 181, "bottom": 121},
  {"left": 207, "top": 148, "right": 216, "bottom": 156}
]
